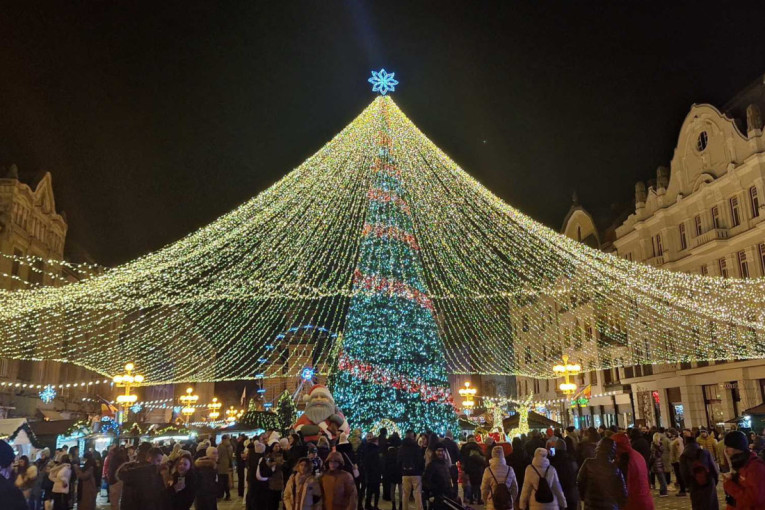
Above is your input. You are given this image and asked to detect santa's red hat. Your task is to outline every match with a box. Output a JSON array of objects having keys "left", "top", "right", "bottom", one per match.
[{"left": 304, "top": 384, "right": 334, "bottom": 403}]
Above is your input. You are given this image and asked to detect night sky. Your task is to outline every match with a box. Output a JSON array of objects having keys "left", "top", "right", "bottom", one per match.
[{"left": 2, "top": 2, "right": 765, "bottom": 265}]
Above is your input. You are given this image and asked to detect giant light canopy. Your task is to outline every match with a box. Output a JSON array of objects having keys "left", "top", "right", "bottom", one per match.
[{"left": 1, "top": 89, "right": 765, "bottom": 385}]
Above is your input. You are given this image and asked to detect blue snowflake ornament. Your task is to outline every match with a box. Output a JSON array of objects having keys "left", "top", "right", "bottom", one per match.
[
  {"left": 368, "top": 69, "right": 399, "bottom": 95},
  {"left": 39, "top": 385, "right": 57, "bottom": 404}
]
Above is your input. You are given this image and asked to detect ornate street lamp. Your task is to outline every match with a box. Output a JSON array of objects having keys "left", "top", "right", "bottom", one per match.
[
  {"left": 208, "top": 397, "right": 222, "bottom": 421},
  {"left": 113, "top": 363, "right": 144, "bottom": 423},
  {"left": 180, "top": 387, "right": 199, "bottom": 425},
  {"left": 553, "top": 354, "right": 581, "bottom": 395},
  {"left": 458, "top": 381, "right": 477, "bottom": 416},
  {"left": 225, "top": 405, "right": 238, "bottom": 425}
]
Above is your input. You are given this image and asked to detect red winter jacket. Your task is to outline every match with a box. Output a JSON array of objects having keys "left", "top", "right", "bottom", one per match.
[
  {"left": 612, "top": 433, "right": 654, "bottom": 510},
  {"left": 724, "top": 452, "right": 765, "bottom": 510}
]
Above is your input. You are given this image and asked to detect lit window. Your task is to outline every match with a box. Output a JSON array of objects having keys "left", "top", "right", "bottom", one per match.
[
  {"left": 711, "top": 206, "right": 721, "bottom": 229},
  {"left": 697, "top": 131, "right": 708, "bottom": 152},
  {"left": 679, "top": 223, "right": 687, "bottom": 250},
  {"left": 719, "top": 257, "right": 729, "bottom": 278},
  {"left": 750, "top": 187, "right": 760, "bottom": 218},
  {"left": 694, "top": 215, "right": 703, "bottom": 236},
  {"left": 730, "top": 196, "right": 741, "bottom": 227},
  {"left": 738, "top": 251, "right": 750, "bottom": 278}
]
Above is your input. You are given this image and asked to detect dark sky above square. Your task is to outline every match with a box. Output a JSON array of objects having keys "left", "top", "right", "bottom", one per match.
[{"left": 1, "top": 1, "right": 765, "bottom": 265}]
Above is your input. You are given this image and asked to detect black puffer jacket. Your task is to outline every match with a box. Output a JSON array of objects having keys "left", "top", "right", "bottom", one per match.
[
  {"left": 576, "top": 438, "right": 627, "bottom": 510},
  {"left": 117, "top": 461, "right": 169, "bottom": 510},
  {"left": 397, "top": 438, "right": 425, "bottom": 477}
]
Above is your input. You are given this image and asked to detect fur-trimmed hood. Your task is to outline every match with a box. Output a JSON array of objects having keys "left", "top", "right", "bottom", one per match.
[{"left": 195, "top": 456, "right": 217, "bottom": 470}]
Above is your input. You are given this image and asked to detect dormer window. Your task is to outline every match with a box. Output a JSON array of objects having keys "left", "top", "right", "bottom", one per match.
[{"left": 697, "top": 131, "right": 708, "bottom": 152}]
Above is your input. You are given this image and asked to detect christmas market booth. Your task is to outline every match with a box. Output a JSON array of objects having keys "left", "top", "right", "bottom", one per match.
[
  {"left": 237, "top": 410, "right": 281, "bottom": 436},
  {"left": 33, "top": 418, "right": 118, "bottom": 454},
  {"left": 503, "top": 411, "right": 562, "bottom": 433},
  {"left": 0, "top": 418, "right": 41, "bottom": 456},
  {"left": 726, "top": 402, "right": 765, "bottom": 433}
]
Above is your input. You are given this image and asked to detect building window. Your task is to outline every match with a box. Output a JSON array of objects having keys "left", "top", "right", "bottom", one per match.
[
  {"left": 730, "top": 196, "right": 741, "bottom": 227},
  {"left": 701, "top": 264, "right": 708, "bottom": 276},
  {"left": 577, "top": 226, "right": 582, "bottom": 242},
  {"left": 719, "top": 257, "right": 729, "bottom": 278},
  {"left": 694, "top": 215, "right": 703, "bottom": 236},
  {"left": 697, "top": 131, "right": 708, "bottom": 152},
  {"left": 751, "top": 186, "right": 760, "bottom": 218},
  {"left": 655, "top": 234, "right": 664, "bottom": 256},
  {"left": 29, "top": 259, "right": 44, "bottom": 286},
  {"left": 712, "top": 206, "right": 721, "bottom": 229},
  {"left": 738, "top": 251, "right": 750, "bottom": 278},
  {"left": 760, "top": 244, "right": 765, "bottom": 276},
  {"left": 703, "top": 384, "right": 725, "bottom": 428},
  {"left": 679, "top": 223, "right": 687, "bottom": 250},
  {"left": 11, "top": 248, "right": 22, "bottom": 277}
]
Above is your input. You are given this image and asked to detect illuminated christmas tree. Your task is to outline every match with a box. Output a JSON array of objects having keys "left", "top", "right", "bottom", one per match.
[{"left": 331, "top": 97, "right": 457, "bottom": 434}]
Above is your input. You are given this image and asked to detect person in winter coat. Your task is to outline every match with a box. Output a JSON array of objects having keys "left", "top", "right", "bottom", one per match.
[
  {"left": 422, "top": 444, "right": 453, "bottom": 510},
  {"left": 461, "top": 437, "right": 486, "bottom": 504},
  {"left": 651, "top": 432, "right": 669, "bottom": 496},
  {"left": 577, "top": 437, "right": 627, "bottom": 510},
  {"left": 195, "top": 446, "right": 220, "bottom": 510},
  {"left": 217, "top": 435, "right": 235, "bottom": 501},
  {"left": 321, "top": 451, "right": 357, "bottom": 510},
  {"left": 236, "top": 435, "right": 247, "bottom": 498},
  {"left": 442, "top": 431, "right": 460, "bottom": 492},
  {"left": 722, "top": 430, "right": 765, "bottom": 510},
  {"left": 679, "top": 435, "right": 718, "bottom": 510},
  {"left": 50, "top": 454, "right": 72, "bottom": 510},
  {"left": 108, "top": 447, "right": 127, "bottom": 508},
  {"left": 363, "top": 436, "right": 383, "bottom": 510},
  {"left": 697, "top": 428, "right": 719, "bottom": 464},
  {"left": 383, "top": 434, "right": 402, "bottom": 510},
  {"left": 284, "top": 457, "right": 321, "bottom": 510},
  {"left": 14, "top": 454, "right": 38, "bottom": 505},
  {"left": 612, "top": 433, "right": 654, "bottom": 510},
  {"left": 507, "top": 437, "right": 528, "bottom": 495},
  {"left": 257, "top": 442, "right": 286, "bottom": 510},
  {"left": 0, "top": 440, "right": 27, "bottom": 510},
  {"left": 246, "top": 441, "right": 266, "bottom": 510},
  {"left": 481, "top": 446, "right": 518, "bottom": 510},
  {"left": 546, "top": 437, "right": 579, "bottom": 509},
  {"left": 628, "top": 429, "right": 651, "bottom": 481},
  {"left": 518, "top": 448, "right": 566, "bottom": 510},
  {"left": 166, "top": 452, "right": 197, "bottom": 510},
  {"left": 576, "top": 428, "right": 599, "bottom": 467},
  {"left": 336, "top": 434, "right": 356, "bottom": 480},
  {"left": 73, "top": 452, "right": 98, "bottom": 510},
  {"left": 668, "top": 428, "right": 687, "bottom": 496},
  {"left": 398, "top": 433, "right": 424, "bottom": 510},
  {"left": 117, "top": 445, "right": 169, "bottom": 510}
]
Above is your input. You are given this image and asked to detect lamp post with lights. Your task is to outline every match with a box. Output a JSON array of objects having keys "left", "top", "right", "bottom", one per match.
[
  {"left": 113, "top": 363, "right": 144, "bottom": 423},
  {"left": 180, "top": 387, "right": 199, "bottom": 425},
  {"left": 208, "top": 397, "right": 222, "bottom": 422},
  {"left": 458, "top": 381, "right": 477, "bottom": 416},
  {"left": 553, "top": 354, "right": 581, "bottom": 426}
]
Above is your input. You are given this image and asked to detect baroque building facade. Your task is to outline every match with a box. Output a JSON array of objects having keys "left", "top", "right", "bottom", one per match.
[
  {"left": 516, "top": 74, "right": 765, "bottom": 431},
  {"left": 0, "top": 165, "right": 112, "bottom": 419}
]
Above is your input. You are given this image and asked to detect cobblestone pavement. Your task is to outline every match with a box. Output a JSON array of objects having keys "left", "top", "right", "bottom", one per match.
[{"left": 97, "top": 482, "right": 726, "bottom": 509}]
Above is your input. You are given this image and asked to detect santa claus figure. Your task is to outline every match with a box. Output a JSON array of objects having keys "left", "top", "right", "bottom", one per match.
[{"left": 293, "top": 384, "right": 350, "bottom": 443}]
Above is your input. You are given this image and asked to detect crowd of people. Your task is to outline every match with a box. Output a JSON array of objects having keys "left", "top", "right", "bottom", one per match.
[{"left": 2, "top": 424, "right": 765, "bottom": 510}]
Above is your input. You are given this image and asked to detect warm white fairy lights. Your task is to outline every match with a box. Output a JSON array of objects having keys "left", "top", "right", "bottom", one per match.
[{"left": 1, "top": 96, "right": 764, "bottom": 383}]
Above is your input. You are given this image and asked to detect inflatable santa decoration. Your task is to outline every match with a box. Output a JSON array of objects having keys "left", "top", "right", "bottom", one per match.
[{"left": 292, "top": 384, "right": 350, "bottom": 442}]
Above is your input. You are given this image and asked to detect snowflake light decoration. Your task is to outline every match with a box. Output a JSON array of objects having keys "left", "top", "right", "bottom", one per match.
[
  {"left": 368, "top": 69, "right": 399, "bottom": 95},
  {"left": 39, "top": 385, "right": 57, "bottom": 404},
  {"left": 130, "top": 403, "right": 143, "bottom": 414}
]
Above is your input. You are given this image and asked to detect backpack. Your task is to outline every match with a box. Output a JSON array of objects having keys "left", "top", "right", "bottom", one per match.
[
  {"left": 691, "top": 450, "right": 711, "bottom": 487},
  {"left": 488, "top": 468, "right": 512, "bottom": 510},
  {"left": 530, "top": 465, "right": 554, "bottom": 504}
]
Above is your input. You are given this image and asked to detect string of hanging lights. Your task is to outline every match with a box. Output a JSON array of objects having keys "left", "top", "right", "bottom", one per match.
[{"left": 0, "top": 95, "right": 764, "bottom": 383}]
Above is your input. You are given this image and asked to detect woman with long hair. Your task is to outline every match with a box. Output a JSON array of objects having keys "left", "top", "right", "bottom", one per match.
[
  {"left": 167, "top": 452, "right": 197, "bottom": 510},
  {"left": 73, "top": 452, "right": 98, "bottom": 510},
  {"left": 284, "top": 457, "right": 321, "bottom": 510},
  {"left": 257, "top": 442, "right": 285, "bottom": 510}
]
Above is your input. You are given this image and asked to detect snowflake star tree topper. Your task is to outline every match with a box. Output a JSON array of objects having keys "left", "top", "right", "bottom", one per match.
[{"left": 368, "top": 69, "right": 399, "bottom": 95}]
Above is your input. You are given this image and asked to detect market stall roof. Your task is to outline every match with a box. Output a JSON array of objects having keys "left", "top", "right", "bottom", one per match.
[
  {"left": 0, "top": 418, "right": 27, "bottom": 438},
  {"left": 28, "top": 419, "right": 79, "bottom": 438},
  {"left": 503, "top": 412, "right": 562, "bottom": 431}
]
